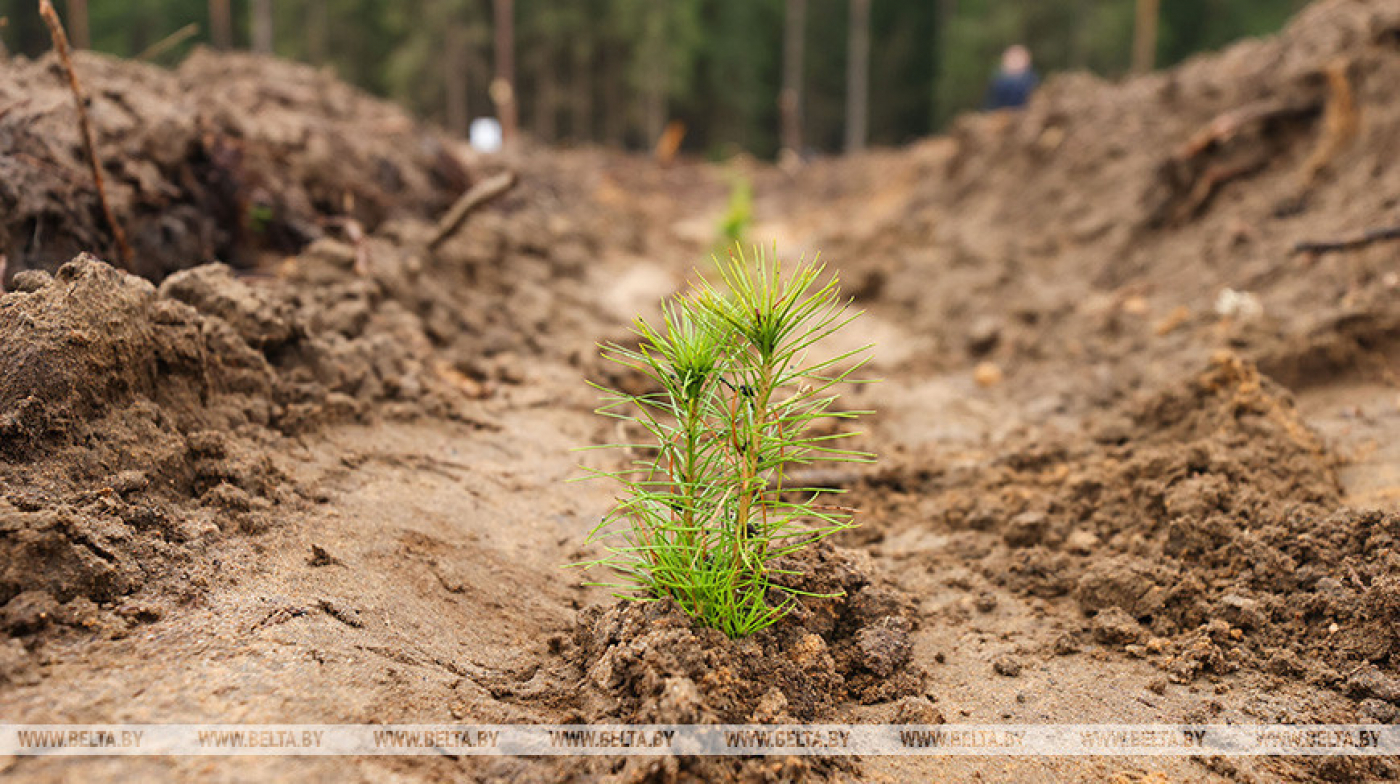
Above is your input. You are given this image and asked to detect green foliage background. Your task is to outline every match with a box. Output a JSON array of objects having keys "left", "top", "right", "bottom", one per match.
[{"left": 1, "top": 0, "right": 1309, "bottom": 157}]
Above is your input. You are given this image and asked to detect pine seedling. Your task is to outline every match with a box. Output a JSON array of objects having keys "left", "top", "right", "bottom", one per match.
[
  {"left": 576, "top": 246, "right": 872, "bottom": 638},
  {"left": 716, "top": 174, "right": 753, "bottom": 252}
]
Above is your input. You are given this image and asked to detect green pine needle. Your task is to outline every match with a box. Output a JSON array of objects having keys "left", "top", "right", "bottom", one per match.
[{"left": 573, "top": 244, "right": 873, "bottom": 638}]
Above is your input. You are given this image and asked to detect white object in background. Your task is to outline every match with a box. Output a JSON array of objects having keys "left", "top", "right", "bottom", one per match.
[
  {"left": 1214, "top": 288, "right": 1263, "bottom": 320},
  {"left": 470, "top": 118, "right": 503, "bottom": 153}
]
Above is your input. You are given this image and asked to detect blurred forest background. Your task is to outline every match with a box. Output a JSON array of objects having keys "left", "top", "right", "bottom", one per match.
[{"left": 1, "top": 0, "right": 1308, "bottom": 158}]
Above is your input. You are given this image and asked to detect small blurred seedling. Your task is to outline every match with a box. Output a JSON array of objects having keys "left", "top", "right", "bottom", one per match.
[
  {"left": 575, "top": 245, "right": 872, "bottom": 638},
  {"left": 716, "top": 174, "right": 753, "bottom": 252}
]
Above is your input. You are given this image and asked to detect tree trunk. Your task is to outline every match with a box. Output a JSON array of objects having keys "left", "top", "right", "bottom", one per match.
[
  {"left": 127, "top": 7, "right": 153, "bottom": 55},
  {"left": 780, "top": 0, "right": 807, "bottom": 157},
  {"left": 570, "top": 38, "right": 593, "bottom": 143},
  {"left": 844, "top": 0, "right": 871, "bottom": 153},
  {"left": 444, "top": 21, "right": 470, "bottom": 138},
  {"left": 533, "top": 46, "right": 559, "bottom": 144},
  {"left": 209, "top": 0, "right": 232, "bottom": 50},
  {"left": 930, "top": 0, "right": 952, "bottom": 128},
  {"left": 251, "top": 0, "right": 274, "bottom": 54},
  {"left": 639, "top": 6, "right": 668, "bottom": 147},
  {"left": 306, "top": 0, "right": 329, "bottom": 63},
  {"left": 1068, "top": 0, "right": 1091, "bottom": 68},
  {"left": 491, "top": 0, "right": 518, "bottom": 146},
  {"left": 603, "top": 43, "right": 625, "bottom": 147},
  {"left": 66, "top": 0, "right": 89, "bottom": 49},
  {"left": 1132, "top": 0, "right": 1160, "bottom": 73}
]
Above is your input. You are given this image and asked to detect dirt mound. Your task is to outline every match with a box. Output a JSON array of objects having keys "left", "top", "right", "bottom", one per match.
[
  {"left": 486, "top": 544, "right": 922, "bottom": 782},
  {"left": 0, "top": 179, "right": 604, "bottom": 622},
  {"left": 559, "top": 546, "right": 923, "bottom": 725},
  {"left": 861, "top": 354, "right": 1399, "bottom": 719},
  {"left": 0, "top": 252, "right": 442, "bottom": 455},
  {"left": 0, "top": 258, "right": 291, "bottom": 610},
  {"left": 0, "top": 35, "right": 624, "bottom": 627},
  {"left": 777, "top": 0, "right": 1400, "bottom": 403},
  {"left": 0, "top": 48, "right": 468, "bottom": 281},
  {"left": 0, "top": 256, "right": 279, "bottom": 615},
  {"left": 0, "top": 255, "right": 245, "bottom": 446}
]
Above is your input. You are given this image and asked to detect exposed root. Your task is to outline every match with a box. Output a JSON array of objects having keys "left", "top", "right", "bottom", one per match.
[
  {"left": 1293, "top": 224, "right": 1400, "bottom": 256},
  {"left": 1294, "top": 58, "right": 1360, "bottom": 193}
]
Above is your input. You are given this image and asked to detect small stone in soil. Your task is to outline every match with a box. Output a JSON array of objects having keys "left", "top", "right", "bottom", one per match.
[
  {"left": 992, "top": 655, "right": 1023, "bottom": 677},
  {"left": 893, "top": 696, "right": 944, "bottom": 724},
  {"left": 965, "top": 317, "right": 1001, "bottom": 357},
  {"left": 112, "top": 470, "right": 149, "bottom": 495},
  {"left": 973, "top": 592, "right": 998, "bottom": 613},
  {"left": 308, "top": 545, "right": 341, "bottom": 567},
  {"left": 1, "top": 592, "right": 60, "bottom": 635},
  {"left": 1003, "top": 511, "right": 1048, "bottom": 548},
  {"left": 1065, "top": 529, "right": 1099, "bottom": 554},
  {"left": 1052, "top": 633, "right": 1080, "bottom": 656},
  {"left": 973, "top": 362, "right": 1004, "bottom": 388},
  {"left": 1091, "top": 607, "right": 1147, "bottom": 645},
  {"left": 1360, "top": 699, "right": 1398, "bottom": 724}
]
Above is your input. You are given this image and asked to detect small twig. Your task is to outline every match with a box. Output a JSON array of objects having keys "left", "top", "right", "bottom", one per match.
[
  {"left": 136, "top": 22, "right": 199, "bottom": 62},
  {"left": 428, "top": 171, "right": 517, "bottom": 250},
  {"left": 1293, "top": 225, "right": 1400, "bottom": 256},
  {"left": 322, "top": 216, "right": 371, "bottom": 275},
  {"left": 39, "top": 0, "right": 132, "bottom": 270}
]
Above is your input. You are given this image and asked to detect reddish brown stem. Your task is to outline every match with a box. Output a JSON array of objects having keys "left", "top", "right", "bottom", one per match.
[{"left": 39, "top": 0, "right": 133, "bottom": 271}]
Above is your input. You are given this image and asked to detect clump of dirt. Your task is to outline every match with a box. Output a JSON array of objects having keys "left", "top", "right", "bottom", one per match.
[
  {"left": 557, "top": 545, "right": 923, "bottom": 725},
  {"left": 0, "top": 260, "right": 264, "bottom": 613},
  {"left": 861, "top": 353, "right": 1399, "bottom": 715},
  {"left": 490, "top": 544, "right": 922, "bottom": 782},
  {"left": 0, "top": 252, "right": 450, "bottom": 458},
  {"left": 0, "top": 254, "right": 300, "bottom": 608},
  {"left": 0, "top": 254, "right": 251, "bottom": 447}
]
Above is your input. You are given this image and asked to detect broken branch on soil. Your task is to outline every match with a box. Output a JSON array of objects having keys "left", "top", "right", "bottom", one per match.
[
  {"left": 429, "top": 171, "right": 517, "bottom": 250},
  {"left": 39, "top": 0, "right": 132, "bottom": 271},
  {"left": 1292, "top": 224, "right": 1400, "bottom": 256},
  {"left": 136, "top": 22, "right": 199, "bottom": 62}
]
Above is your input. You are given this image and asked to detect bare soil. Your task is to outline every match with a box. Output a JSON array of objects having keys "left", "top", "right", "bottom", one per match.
[{"left": 2, "top": 3, "right": 1400, "bottom": 782}]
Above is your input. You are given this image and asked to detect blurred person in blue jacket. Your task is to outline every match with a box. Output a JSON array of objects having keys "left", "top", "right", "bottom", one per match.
[{"left": 984, "top": 45, "right": 1038, "bottom": 110}]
